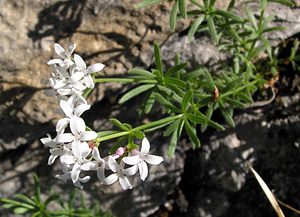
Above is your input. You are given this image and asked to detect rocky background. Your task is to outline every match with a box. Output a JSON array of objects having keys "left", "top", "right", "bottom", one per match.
[{"left": 0, "top": 0, "right": 300, "bottom": 217}]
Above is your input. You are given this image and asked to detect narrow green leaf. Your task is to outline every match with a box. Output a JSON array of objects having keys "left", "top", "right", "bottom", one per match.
[
  {"left": 154, "top": 42, "right": 163, "bottom": 73},
  {"left": 182, "top": 90, "right": 193, "bottom": 111},
  {"left": 184, "top": 120, "right": 200, "bottom": 148},
  {"left": 215, "top": 9, "right": 243, "bottom": 22},
  {"left": 201, "top": 104, "right": 213, "bottom": 132},
  {"left": 262, "top": 26, "right": 286, "bottom": 33},
  {"left": 119, "top": 84, "right": 155, "bottom": 104},
  {"left": 225, "top": 98, "right": 246, "bottom": 108},
  {"left": 136, "top": 0, "right": 163, "bottom": 8},
  {"left": 15, "top": 194, "right": 36, "bottom": 206},
  {"left": 203, "top": 69, "right": 215, "bottom": 91},
  {"left": 133, "top": 130, "right": 144, "bottom": 139},
  {"left": 227, "top": 0, "right": 236, "bottom": 10},
  {"left": 129, "top": 68, "right": 156, "bottom": 78},
  {"left": 32, "top": 174, "right": 40, "bottom": 204},
  {"left": 246, "top": 8, "right": 258, "bottom": 30},
  {"left": 178, "top": 0, "right": 187, "bottom": 19},
  {"left": 220, "top": 108, "right": 235, "bottom": 127},
  {"left": 45, "top": 194, "right": 60, "bottom": 207},
  {"left": 110, "top": 118, "right": 129, "bottom": 131},
  {"left": 14, "top": 207, "right": 29, "bottom": 214},
  {"left": 166, "top": 63, "right": 187, "bottom": 76},
  {"left": 261, "top": 36, "right": 273, "bottom": 61},
  {"left": 207, "top": 16, "right": 219, "bottom": 44},
  {"left": 144, "top": 91, "right": 156, "bottom": 114},
  {"left": 167, "top": 119, "right": 184, "bottom": 157},
  {"left": 170, "top": 0, "right": 179, "bottom": 30},
  {"left": 154, "top": 93, "right": 181, "bottom": 113},
  {"left": 188, "top": 15, "right": 205, "bottom": 41},
  {"left": 164, "top": 118, "right": 182, "bottom": 137},
  {"left": 222, "top": 77, "right": 243, "bottom": 93},
  {"left": 165, "top": 77, "right": 186, "bottom": 89}
]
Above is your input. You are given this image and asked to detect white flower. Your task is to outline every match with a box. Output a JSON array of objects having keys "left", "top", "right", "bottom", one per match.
[
  {"left": 103, "top": 156, "right": 132, "bottom": 190},
  {"left": 70, "top": 140, "right": 92, "bottom": 184},
  {"left": 40, "top": 133, "right": 74, "bottom": 165},
  {"left": 80, "top": 148, "right": 106, "bottom": 182},
  {"left": 48, "top": 43, "right": 76, "bottom": 69},
  {"left": 74, "top": 54, "right": 105, "bottom": 89},
  {"left": 122, "top": 137, "right": 164, "bottom": 181},
  {"left": 56, "top": 163, "right": 90, "bottom": 189},
  {"left": 53, "top": 65, "right": 87, "bottom": 96},
  {"left": 56, "top": 96, "right": 90, "bottom": 133}
]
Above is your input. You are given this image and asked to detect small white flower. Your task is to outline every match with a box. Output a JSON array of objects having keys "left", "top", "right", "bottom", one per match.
[
  {"left": 80, "top": 148, "right": 106, "bottom": 182},
  {"left": 104, "top": 156, "right": 132, "bottom": 190},
  {"left": 70, "top": 140, "right": 92, "bottom": 183},
  {"left": 122, "top": 137, "right": 164, "bottom": 181},
  {"left": 56, "top": 96, "right": 90, "bottom": 133},
  {"left": 48, "top": 43, "right": 76, "bottom": 69},
  {"left": 56, "top": 163, "right": 90, "bottom": 189},
  {"left": 40, "top": 133, "right": 74, "bottom": 165},
  {"left": 74, "top": 54, "right": 105, "bottom": 89}
]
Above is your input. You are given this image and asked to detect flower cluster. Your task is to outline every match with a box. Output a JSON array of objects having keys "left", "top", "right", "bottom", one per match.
[{"left": 41, "top": 43, "right": 164, "bottom": 190}]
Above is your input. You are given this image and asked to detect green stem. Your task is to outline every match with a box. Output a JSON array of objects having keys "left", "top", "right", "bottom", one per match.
[
  {"left": 94, "top": 78, "right": 134, "bottom": 83},
  {"left": 96, "top": 114, "right": 184, "bottom": 143}
]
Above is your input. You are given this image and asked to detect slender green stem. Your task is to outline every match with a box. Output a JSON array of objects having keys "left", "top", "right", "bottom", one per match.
[
  {"left": 96, "top": 114, "right": 184, "bottom": 143},
  {"left": 134, "top": 114, "right": 184, "bottom": 131},
  {"left": 94, "top": 78, "right": 134, "bottom": 83}
]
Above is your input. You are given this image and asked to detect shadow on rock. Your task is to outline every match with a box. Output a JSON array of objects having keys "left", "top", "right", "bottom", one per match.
[{"left": 28, "top": 0, "right": 87, "bottom": 42}]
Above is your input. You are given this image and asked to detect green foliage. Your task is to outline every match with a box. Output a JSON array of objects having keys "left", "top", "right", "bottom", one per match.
[
  {"left": 94, "top": 0, "right": 299, "bottom": 157},
  {"left": 0, "top": 174, "right": 114, "bottom": 217}
]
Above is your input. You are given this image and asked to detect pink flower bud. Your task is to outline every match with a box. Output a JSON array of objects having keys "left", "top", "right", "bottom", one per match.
[{"left": 115, "top": 147, "right": 126, "bottom": 156}]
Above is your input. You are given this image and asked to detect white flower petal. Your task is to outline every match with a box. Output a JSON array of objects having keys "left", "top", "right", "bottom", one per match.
[
  {"left": 47, "top": 59, "right": 63, "bottom": 65},
  {"left": 143, "top": 155, "right": 164, "bottom": 165},
  {"left": 73, "top": 180, "right": 83, "bottom": 189},
  {"left": 138, "top": 161, "right": 148, "bottom": 181},
  {"left": 123, "top": 165, "right": 138, "bottom": 176},
  {"left": 55, "top": 133, "right": 74, "bottom": 143},
  {"left": 92, "top": 148, "right": 101, "bottom": 161},
  {"left": 57, "top": 88, "right": 72, "bottom": 96},
  {"left": 48, "top": 155, "right": 57, "bottom": 165},
  {"left": 54, "top": 43, "right": 66, "bottom": 58},
  {"left": 71, "top": 71, "right": 84, "bottom": 81},
  {"left": 71, "top": 163, "right": 81, "bottom": 183},
  {"left": 54, "top": 80, "right": 68, "bottom": 89},
  {"left": 70, "top": 117, "right": 86, "bottom": 135},
  {"left": 40, "top": 136, "right": 56, "bottom": 148},
  {"left": 97, "top": 165, "right": 106, "bottom": 181},
  {"left": 141, "top": 137, "right": 150, "bottom": 154},
  {"left": 87, "top": 63, "right": 105, "bottom": 74},
  {"left": 74, "top": 104, "right": 90, "bottom": 117},
  {"left": 74, "top": 54, "right": 86, "bottom": 70},
  {"left": 79, "top": 131, "right": 98, "bottom": 141},
  {"left": 79, "top": 175, "right": 90, "bottom": 183},
  {"left": 80, "top": 142, "right": 91, "bottom": 158},
  {"left": 119, "top": 174, "right": 132, "bottom": 190},
  {"left": 71, "top": 80, "right": 87, "bottom": 91},
  {"left": 122, "top": 155, "right": 140, "bottom": 165},
  {"left": 103, "top": 174, "right": 118, "bottom": 185},
  {"left": 84, "top": 75, "right": 94, "bottom": 89},
  {"left": 108, "top": 157, "right": 119, "bottom": 173},
  {"left": 60, "top": 151, "right": 75, "bottom": 164},
  {"left": 56, "top": 117, "right": 70, "bottom": 133},
  {"left": 60, "top": 100, "right": 73, "bottom": 118},
  {"left": 81, "top": 161, "right": 96, "bottom": 171},
  {"left": 67, "top": 43, "right": 76, "bottom": 56},
  {"left": 72, "top": 140, "right": 82, "bottom": 158}
]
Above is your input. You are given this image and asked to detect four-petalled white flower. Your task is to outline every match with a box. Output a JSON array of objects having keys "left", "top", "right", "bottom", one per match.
[{"left": 122, "top": 137, "right": 164, "bottom": 181}]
